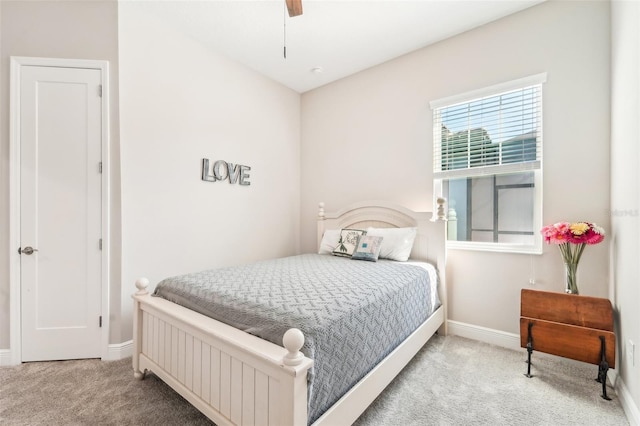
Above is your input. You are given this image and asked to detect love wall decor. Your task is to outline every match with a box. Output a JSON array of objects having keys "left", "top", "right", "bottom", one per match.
[{"left": 201, "top": 158, "right": 251, "bottom": 186}]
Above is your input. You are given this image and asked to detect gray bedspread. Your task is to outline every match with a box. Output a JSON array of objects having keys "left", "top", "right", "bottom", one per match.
[{"left": 153, "top": 253, "right": 440, "bottom": 424}]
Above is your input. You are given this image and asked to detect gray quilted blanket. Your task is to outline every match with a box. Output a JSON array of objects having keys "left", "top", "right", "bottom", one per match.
[{"left": 153, "top": 253, "right": 440, "bottom": 424}]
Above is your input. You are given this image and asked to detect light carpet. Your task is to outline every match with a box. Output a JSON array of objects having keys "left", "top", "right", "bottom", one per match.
[{"left": 0, "top": 335, "right": 628, "bottom": 425}]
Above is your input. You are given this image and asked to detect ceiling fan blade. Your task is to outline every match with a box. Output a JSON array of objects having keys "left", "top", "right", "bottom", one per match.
[{"left": 286, "top": 0, "right": 303, "bottom": 17}]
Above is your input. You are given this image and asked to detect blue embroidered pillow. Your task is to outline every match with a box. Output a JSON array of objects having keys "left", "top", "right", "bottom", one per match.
[{"left": 351, "top": 235, "right": 384, "bottom": 262}]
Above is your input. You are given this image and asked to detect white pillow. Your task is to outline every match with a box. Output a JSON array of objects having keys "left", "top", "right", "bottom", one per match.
[
  {"left": 318, "top": 229, "right": 341, "bottom": 255},
  {"left": 365, "top": 227, "right": 417, "bottom": 261}
]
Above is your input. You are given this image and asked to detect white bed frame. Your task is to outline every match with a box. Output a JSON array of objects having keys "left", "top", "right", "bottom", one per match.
[{"left": 132, "top": 201, "right": 447, "bottom": 426}]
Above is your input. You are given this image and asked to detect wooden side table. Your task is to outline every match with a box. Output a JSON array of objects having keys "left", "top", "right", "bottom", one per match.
[{"left": 519, "top": 289, "right": 616, "bottom": 400}]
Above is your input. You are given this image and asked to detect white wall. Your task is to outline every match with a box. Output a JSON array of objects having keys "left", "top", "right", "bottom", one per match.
[
  {"left": 300, "top": 1, "right": 611, "bottom": 334},
  {"left": 118, "top": 4, "right": 301, "bottom": 341},
  {"left": 0, "top": 0, "right": 122, "bottom": 348},
  {"left": 611, "top": 0, "right": 640, "bottom": 420}
]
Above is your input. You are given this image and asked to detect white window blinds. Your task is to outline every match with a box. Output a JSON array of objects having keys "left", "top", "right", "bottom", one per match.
[{"left": 431, "top": 74, "right": 545, "bottom": 180}]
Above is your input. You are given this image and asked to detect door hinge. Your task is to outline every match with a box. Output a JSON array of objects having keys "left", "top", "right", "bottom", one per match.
[
  {"left": 98, "top": 162, "right": 103, "bottom": 173},
  {"left": 98, "top": 85, "right": 103, "bottom": 97},
  {"left": 99, "top": 316, "right": 102, "bottom": 327},
  {"left": 99, "top": 238, "right": 103, "bottom": 250}
]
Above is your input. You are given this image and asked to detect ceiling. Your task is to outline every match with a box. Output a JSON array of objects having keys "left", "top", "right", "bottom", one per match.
[{"left": 138, "top": 0, "right": 545, "bottom": 93}]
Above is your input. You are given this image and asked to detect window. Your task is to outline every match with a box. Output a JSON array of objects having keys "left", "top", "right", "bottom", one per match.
[{"left": 431, "top": 74, "right": 546, "bottom": 253}]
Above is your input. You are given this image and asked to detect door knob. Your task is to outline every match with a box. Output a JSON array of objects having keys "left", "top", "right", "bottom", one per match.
[{"left": 19, "top": 246, "right": 38, "bottom": 255}]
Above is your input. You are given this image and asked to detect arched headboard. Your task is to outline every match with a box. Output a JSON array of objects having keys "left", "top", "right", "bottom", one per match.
[
  {"left": 317, "top": 201, "right": 444, "bottom": 263},
  {"left": 317, "top": 200, "right": 447, "bottom": 333}
]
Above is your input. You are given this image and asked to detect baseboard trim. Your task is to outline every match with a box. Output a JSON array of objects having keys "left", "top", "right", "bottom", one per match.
[
  {"left": 447, "top": 320, "right": 520, "bottom": 350},
  {"left": 104, "top": 340, "right": 133, "bottom": 361},
  {"left": 617, "top": 375, "right": 640, "bottom": 426},
  {"left": 0, "top": 342, "right": 132, "bottom": 365},
  {"left": 0, "top": 349, "right": 13, "bottom": 366}
]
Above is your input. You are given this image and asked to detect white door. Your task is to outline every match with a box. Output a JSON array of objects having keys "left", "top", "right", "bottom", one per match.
[{"left": 19, "top": 65, "right": 103, "bottom": 362}]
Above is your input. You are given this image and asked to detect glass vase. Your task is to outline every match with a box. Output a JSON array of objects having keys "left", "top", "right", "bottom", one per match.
[{"left": 564, "top": 262, "right": 579, "bottom": 294}]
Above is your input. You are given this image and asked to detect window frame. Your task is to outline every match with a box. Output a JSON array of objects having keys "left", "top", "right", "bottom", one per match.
[{"left": 431, "top": 73, "right": 546, "bottom": 254}]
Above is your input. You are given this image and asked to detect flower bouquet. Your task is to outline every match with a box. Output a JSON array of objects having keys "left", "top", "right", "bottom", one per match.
[{"left": 540, "top": 221, "right": 605, "bottom": 294}]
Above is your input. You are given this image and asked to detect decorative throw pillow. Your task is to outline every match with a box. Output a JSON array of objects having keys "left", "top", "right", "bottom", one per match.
[
  {"left": 332, "top": 228, "right": 367, "bottom": 257},
  {"left": 351, "top": 235, "right": 384, "bottom": 262},
  {"left": 318, "top": 229, "right": 341, "bottom": 255},
  {"left": 365, "top": 227, "right": 417, "bottom": 261}
]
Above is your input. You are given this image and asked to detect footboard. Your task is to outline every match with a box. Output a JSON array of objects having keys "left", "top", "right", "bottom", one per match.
[{"left": 132, "top": 278, "right": 314, "bottom": 426}]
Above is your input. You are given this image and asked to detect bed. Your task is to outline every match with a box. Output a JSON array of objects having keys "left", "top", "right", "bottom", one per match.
[{"left": 132, "top": 200, "right": 447, "bottom": 426}]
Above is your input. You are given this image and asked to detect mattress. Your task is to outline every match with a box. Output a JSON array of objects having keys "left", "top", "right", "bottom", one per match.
[{"left": 153, "top": 253, "right": 440, "bottom": 424}]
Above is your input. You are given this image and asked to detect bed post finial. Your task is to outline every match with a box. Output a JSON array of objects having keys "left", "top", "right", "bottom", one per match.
[
  {"left": 318, "top": 202, "right": 325, "bottom": 220},
  {"left": 283, "top": 328, "right": 305, "bottom": 366},
  {"left": 135, "top": 277, "right": 150, "bottom": 296}
]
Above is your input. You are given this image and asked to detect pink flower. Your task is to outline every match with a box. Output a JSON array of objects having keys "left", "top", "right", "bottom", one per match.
[
  {"left": 541, "top": 221, "right": 605, "bottom": 246},
  {"left": 586, "top": 232, "right": 605, "bottom": 244},
  {"left": 540, "top": 222, "right": 573, "bottom": 244},
  {"left": 585, "top": 222, "right": 605, "bottom": 244},
  {"left": 569, "top": 231, "right": 589, "bottom": 244},
  {"left": 540, "top": 224, "right": 558, "bottom": 243}
]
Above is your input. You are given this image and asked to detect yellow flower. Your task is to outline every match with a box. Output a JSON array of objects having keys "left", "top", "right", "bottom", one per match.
[{"left": 570, "top": 222, "right": 589, "bottom": 235}]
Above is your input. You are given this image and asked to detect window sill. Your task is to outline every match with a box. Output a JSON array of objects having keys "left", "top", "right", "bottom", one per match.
[{"left": 446, "top": 240, "right": 543, "bottom": 255}]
